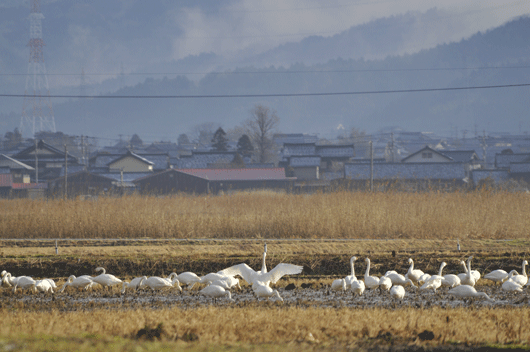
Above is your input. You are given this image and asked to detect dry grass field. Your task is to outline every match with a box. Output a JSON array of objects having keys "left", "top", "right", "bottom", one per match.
[
  {"left": 1, "top": 190, "right": 529, "bottom": 240},
  {"left": 2, "top": 191, "right": 530, "bottom": 351}
]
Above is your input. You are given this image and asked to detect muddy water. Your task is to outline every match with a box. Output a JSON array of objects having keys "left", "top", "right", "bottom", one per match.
[{"left": 2, "top": 283, "right": 528, "bottom": 312}]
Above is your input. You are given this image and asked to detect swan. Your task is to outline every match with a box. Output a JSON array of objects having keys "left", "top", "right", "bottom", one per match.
[
  {"left": 426, "top": 262, "right": 447, "bottom": 282},
  {"left": 510, "top": 260, "right": 528, "bottom": 286},
  {"left": 484, "top": 269, "right": 510, "bottom": 285},
  {"left": 441, "top": 274, "right": 461, "bottom": 288},
  {"left": 252, "top": 282, "right": 283, "bottom": 302},
  {"left": 459, "top": 257, "right": 476, "bottom": 287},
  {"left": 60, "top": 275, "right": 94, "bottom": 292},
  {"left": 405, "top": 258, "right": 424, "bottom": 284},
  {"left": 209, "top": 275, "right": 241, "bottom": 290},
  {"left": 33, "top": 279, "right": 54, "bottom": 293},
  {"left": 420, "top": 277, "right": 443, "bottom": 292},
  {"left": 344, "top": 256, "right": 359, "bottom": 287},
  {"left": 384, "top": 271, "right": 416, "bottom": 287},
  {"left": 379, "top": 276, "right": 392, "bottom": 292},
  {"left": 177, "top": 272, "right": 202, "bottom": 289},
  {"left": 200, "top": 284, "right": 233, "bottom": 303},
  {"left": 43, "top": 278, "right": 57, "bottom": 289},
  {"left": 92, "top": 267, "right": 122, "bottom": 289},
  {"left": 1, "top": 272, "right": 28, "bottom": 288},
  {"left": 390, "top": 285, "right": 405, "bottom": 301},
  {"left": 457, "top": 258, "right": 480, "bottom": 283},
  {"left": 121, "top": 276, "right": 147, "bottom": 294},
  {"left": 502, "top": 279, "right": 523, "bottom": 293},
  {"left": 448, "top": 285, "right": 493, "bottom": 302},
  {"left": 143, "top": 276, "right": 182, "bottom": 292},
  {"left": 331, "top": 279, "right": 347, "bottom": 292},
  {"left": 351, "top": 279, "right": 365, "bottom": 296},
  {"left": 220, "top": 261, "right": 303, "bottom": 288},
  {"left": 418, "top": 273, "right": 432, "bottom": 285},
  {"left": 13, "top": 276, "right": 37, "bottom": 293},
  {"left": 363, "top": 258, "right": 380, "bottom": 290}
]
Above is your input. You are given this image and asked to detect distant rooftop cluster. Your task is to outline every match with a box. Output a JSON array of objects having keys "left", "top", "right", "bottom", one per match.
[{"left": 0, "top": 129, "right": 529, "bottom": 198}]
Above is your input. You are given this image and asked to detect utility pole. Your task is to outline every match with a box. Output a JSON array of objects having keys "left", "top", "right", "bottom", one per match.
[
  {"left": 482, "top": 130, "right": 487, "bottom": 168},
  {"left": 34, "top": 138, "right": 38, "bottom": 183},
  {"left": 370, "top": 140, "right": 374, "bottom": 192},
  {"left": 64, "top": 144, "right": 67, "bottom": 199},
  {"left": 390, "top": 131, "right": 395, "bottom": 162}
]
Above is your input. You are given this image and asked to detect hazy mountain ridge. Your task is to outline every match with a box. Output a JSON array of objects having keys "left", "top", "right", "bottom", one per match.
[{"left": 2, "top": 7, "right": 530, "bottom": 138}]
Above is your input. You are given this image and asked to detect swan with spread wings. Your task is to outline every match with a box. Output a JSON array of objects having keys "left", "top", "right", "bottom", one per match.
[{"left": 220, "top": 249, "right": 303, "bottom": 287}]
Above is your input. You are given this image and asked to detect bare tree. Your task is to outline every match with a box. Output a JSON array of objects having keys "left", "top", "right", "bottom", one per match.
[
  {"left": 245, "top": 104, "right": 279, "bottom": 163},
  {"left": 192, "top": 122, "right": 219, "bottom": 147}
]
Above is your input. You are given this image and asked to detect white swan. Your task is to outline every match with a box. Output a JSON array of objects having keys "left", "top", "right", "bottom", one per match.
[
  {"left": 121, "top": 276, "right": 147, "bottom": 293},
  {"left": 12, "top": 276, "right": 36, "bottom": 293},
  {"left": 448, "top": 285, "right": 493, "bottom": 302},
  {"left": 252, "top": 282, "right": 283, "bottom": 302},
  {"left": 344, "top": 256, "right": 359, "bottom": 287},
  {"left": 384, "top": 271, "right": 416, "bottom": 287},
  {"left": 379, "top": 276, "right": 392, "bottom": 292},
  {"left": 457, "top": 258, "right": 480, "bottom": 283},
  {"left": 60, "top": 275, "right": 94, "bottom": 292},
  {"left": 143, "top": 276, "right": 182, "bottom": 292},
  {"left": 92, "top": 267, "right": 122, "bottom": 289},
  {"left": 220, "top": 261, "right": 303, "bottom": 288},
  {"left": 177, "top": 272, "right": 202, "bottom": 289},
  {"left": 331, "top": 279, "right": 347, "bottom": 292},
  {"left": 363, "top": 258, "right": 380, "bottom": 289},
  {"left": 33, "top": 279, "right": 54, "bottom": 293},
  {"left": 441, "top": 274, "right": 461, "bottom": 288},
  {"left": 405, "top": 258, "right": 424, "bottom": 284},
  {"left": 390, "top": 285, "right": 405, "bottom": 301},
  {"left": 510, "top": 260, "right": 528, "bottom": 286},
  {"left": 200, "top": 284, "right": 233, "bottom": 303},
  {"left": 459, "top": 257, "right": 476, "bottom": 287},
  {"left": 351, "top": 279, "right": 365, "bottom": 296},
  {"left": 502, "top": 279, "right": 523, "bottom": 293},
  {"left": 426, "top": 262, "right": 447, "bottom": 282},
  {"left": 209, "top": 275, "right": 241, "bottom": 290},
  {"left": 418, "top": 273, "right": 432, "bottom": 285},
  {"left": 420, "top": 277, "right": 443, "bottom": 292},
  {"left": 484, "top": 269, "right": 510, "bottom": 285}
]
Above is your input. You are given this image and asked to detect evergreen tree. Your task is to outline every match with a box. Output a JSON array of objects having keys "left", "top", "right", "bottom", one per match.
[
  {"left": 237, "top": 134, "right": 254, "bottom": 156},
  {"left": 211, "top": 127, "right": 228, "bottom": 151},
  {"left": 231, "top": 153, "right": 246, "bottom": 168}
]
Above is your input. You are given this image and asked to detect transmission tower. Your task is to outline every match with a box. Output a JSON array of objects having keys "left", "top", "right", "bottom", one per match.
[{"left": 20, "top": 0, "right": 56, "bottom": 136}]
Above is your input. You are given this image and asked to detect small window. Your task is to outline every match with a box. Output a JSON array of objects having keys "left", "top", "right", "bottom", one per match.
[{"left": 422, "top": 152, "right": 432, "bottom": 159}]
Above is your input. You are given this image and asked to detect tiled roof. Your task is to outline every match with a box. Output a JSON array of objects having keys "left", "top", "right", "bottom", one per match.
[
  {"left": 174, "top": 152, "right": 236, "bottom": 169},
  {"left": 177, "top": 168, "right": 291, "bottom": 181},
  {"left": 495, "top": 153, "right": 530, "bottom": 168},
  {"left": 289, "top": 156, "right": 321, "bottom": 167},
  {"left": 315, "top": 145, "right": 354, "bottom": 158},
  {"left": 320, "top": 170, "right": 344, "bottom": 180},
  {"left": 59, "top": 165, "right": 87, "bottom": 177},
  {"left": 440, "top": 150, "right": 479, "bottom": 163},
  {"left": 0, "top": 167, "right": 10, "bottom": 174},
  {"left": 273, "top": 133, "right": 319, "bottom": 145},
  {"left": 282, "top": 143, "right": 316, "bottom": 157},
  {"left": 0, "top": 154, "right": 34, "bottom": 170},
  {"left": 345, "top": 162, "right": 466, "bottom": 180},
  {"left": 91, "top": 152, "right": 168, "bottom": 170},
  {"left": 401, "top": 146, "right": 453, "bottom": 162}
]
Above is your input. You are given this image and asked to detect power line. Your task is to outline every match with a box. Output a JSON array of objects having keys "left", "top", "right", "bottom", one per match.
[
  {"left": 2, "top": 65, "right": 530, "bottom": 77},
  {"left": 1, "top": 83, "right": 529, "bottom": 99}
]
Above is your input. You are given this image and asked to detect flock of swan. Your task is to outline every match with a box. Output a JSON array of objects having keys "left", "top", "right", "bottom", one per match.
[{"left": 2, "top": 245, "right": 529, "bottom": 304}]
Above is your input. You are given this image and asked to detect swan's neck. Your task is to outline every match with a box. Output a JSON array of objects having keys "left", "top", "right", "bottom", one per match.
[
  {"left": 523, "top": 261, "right": 527, "bottom": 277},
  {"left": 438, "top": 264, "right": 444, "bottom": 276},
  {"left": 467, "top": 259, "right": 472, "bottom": 277},
  {"left": 461, "top": 262, "right": 468, "bottom": 273},
  {"left": 408, "top": 260, "right": 414, "bottom": 273},
  {"left": 262, "top": 252, "right": 267, "bottom": 274},
  {"left": 365, "top": 260, "right": 371, "bottom": 277},
  {"left": 350, "top": 259, "right": 355, "bottom": 277}
]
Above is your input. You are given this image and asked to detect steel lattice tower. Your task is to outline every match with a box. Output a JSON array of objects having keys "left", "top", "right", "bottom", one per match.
[{"left": 20, "top": 0, "right": 56, "bottom": 135}]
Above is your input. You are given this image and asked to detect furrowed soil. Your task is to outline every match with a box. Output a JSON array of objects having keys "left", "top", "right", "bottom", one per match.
[{"left": 2, "top": 240, "right": 530, "bottom": 351}]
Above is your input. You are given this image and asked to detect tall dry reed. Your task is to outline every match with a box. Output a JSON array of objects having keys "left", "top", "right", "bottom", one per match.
[{"left": 0, "top": 190, "right": 528, "bottom": 239}]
